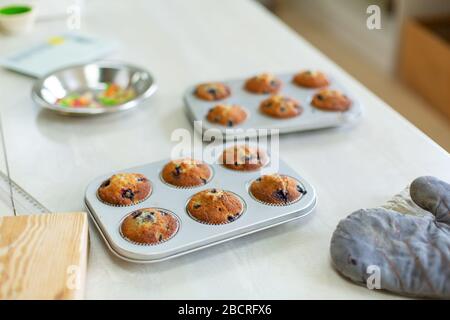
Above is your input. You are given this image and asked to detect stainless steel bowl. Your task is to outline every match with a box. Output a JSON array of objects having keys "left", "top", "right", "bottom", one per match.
[{"left": 32, "top": 61, "right": 157, "bottom": 115}]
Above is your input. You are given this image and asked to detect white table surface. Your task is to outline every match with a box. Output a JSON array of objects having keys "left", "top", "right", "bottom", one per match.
[{"left": 0, "top": 0, "right": 449, "bottom": 299}]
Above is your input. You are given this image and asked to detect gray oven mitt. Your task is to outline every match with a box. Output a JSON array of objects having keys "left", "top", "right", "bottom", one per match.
[
  {"left": 410, "top": 176, "right": 450, "bottom": 224},
  {"left": 330, "top": 176, "right": 450, "bottom": 299}
]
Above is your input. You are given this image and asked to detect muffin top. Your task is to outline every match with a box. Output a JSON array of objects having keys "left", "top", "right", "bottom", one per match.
[
  {"left": 187, "top": 189, "right": 244, "bottom": 224},
  {"left": 311, "top": 89, "right": 351, "bottom": 111},
  {"left": 259, "top": 95, "right": 302, "bottom": 119},
  {"left": 293, "top": 70, "right": 329, "bottom": 88},
  {"left": 98, "top": 173, "right": 151, "bottom": 206},
  {"left": 206, "top": 104, "right": 247, "bottom": 127},
  {"left": 221, "top": 145, "right": 268, "bottom": 171},
  {"left": 195, "top": 82, "right": 231, "bottom": 101},
  {"left": 120, "top": 208, "right": 178, "bottom": 244},
  {"left": 250, "top": 174, "right": 306, "bottom": 205},
  {"left": 161, "top": 158, "right": 211, "bottom": 188},
  {"left": 244, "top": 73, "right": 282, "bottom": 94}
]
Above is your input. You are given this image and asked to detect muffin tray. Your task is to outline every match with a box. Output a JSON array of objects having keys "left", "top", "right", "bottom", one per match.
[
  {"left": 184, "top": 72, "right": 362, "bottom": 140},
  {"left": 84, "top": 157, "right": 317, "bottom": 263}
]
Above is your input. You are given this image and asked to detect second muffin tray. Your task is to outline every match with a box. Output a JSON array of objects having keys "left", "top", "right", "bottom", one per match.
[
  {"left": 85, "top": 157, "right": 317, "bottom": 263},
  {"left": 184, "top": 72, "right": 363, "bottom": 140}
]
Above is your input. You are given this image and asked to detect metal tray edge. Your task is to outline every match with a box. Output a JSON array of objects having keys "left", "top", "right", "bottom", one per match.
[{"left": 85, "top": 197, "right": 317, "bottom": 264}]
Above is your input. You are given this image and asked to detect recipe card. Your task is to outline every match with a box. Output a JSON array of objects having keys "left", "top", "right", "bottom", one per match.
[{"left": 0, "top": 33, "right": 118, "bottom": 77}]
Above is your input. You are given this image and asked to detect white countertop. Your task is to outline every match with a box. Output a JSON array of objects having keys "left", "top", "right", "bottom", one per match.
[{"left": 0, "top": 0, "right": 449, "bottom": 299}]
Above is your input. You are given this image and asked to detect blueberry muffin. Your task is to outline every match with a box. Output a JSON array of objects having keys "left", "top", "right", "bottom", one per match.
[
  {"left": 206, "top": 104, "right": 247, "bottom": 127},
  {"left": 161, "top": 158, "right": 211, "bottom": 188},
  {"left": 249, "top": 174, "right": 306, "bottom": 205},
  {"left": 311, "top": 89, "right": 351, "bottom": 111},
  {"left": 259, "top": 95, "right": 302, "bottom": 119},
  {"left": 98, "top": 173, "right": 151, "bottom": 206},
  {"left": 293, "top": 70, "right": 329, "bottom": 88},
  {"left": 244, "top": 73, "right": 282, "bottom": 94},
  {"left": 221, "top": 145, "right": 268, "bottom": 171},
  {"left": 120, "top": 208, "right": 178, "bottom": 244},
  {"left": 195, "top": 82, "right": 231, "bottom": 101},
  {"left": 187, "top": 189, "right": 243, "bottom": 224}
]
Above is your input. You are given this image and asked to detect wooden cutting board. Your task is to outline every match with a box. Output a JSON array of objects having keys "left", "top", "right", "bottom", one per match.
[{"left": 0, "top": 212, "right": 89, "bottom": 299}]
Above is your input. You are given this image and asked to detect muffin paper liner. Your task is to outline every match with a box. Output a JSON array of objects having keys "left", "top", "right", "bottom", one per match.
[
  {"left": 118, "top": 208, "right": 180, "bottom": 246},
  {"left": 248, "top": 192, "right": 303, "bottom": 207},
  {"left": 186, "top": 210, "right": 245, "bottom": 226}
]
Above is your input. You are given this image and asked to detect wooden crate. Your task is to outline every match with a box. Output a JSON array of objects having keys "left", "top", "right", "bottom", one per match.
[
  {"left": 0, "top": 212, "right": 89, "bottom": 299},
  {"left": 399, "top": 16, "right": 450, "bottom": 120}
]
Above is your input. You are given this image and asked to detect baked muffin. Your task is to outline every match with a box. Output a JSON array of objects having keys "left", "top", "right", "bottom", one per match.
[
  {"left": 259, "top": 95, "right": 302, "bottom": 119},
  {"left": 293, "top": 70, "right": 329, "bottom": 88},
  {"left": 244, "top": 73, "right": 282, "bottom": 94},
  {"left": 195, "top": 82, "right": 231, "bottom": 101},
  {"left": 249, "top": 174, "right": 306, "bottom": 205},
  {"left": 206, "top": 104, "right": 247, "bottom": 127},
  {"left": 311, "top": 89, "right": 351, "bottom": 111},
  {"left": 161, "top": 158, "right": 211, "bottom": 188},
  {"left": 98, "top": 173, "right": 151, "bottom": 206},
  {"left": 187, "top": 189, "right": 243, "bottom": 224},
  {"left": 221, "top": 145, "right": 268, "bottom": 171},
  {"left": 120, "top": 208, "right": 178, "bottom": 245}
]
